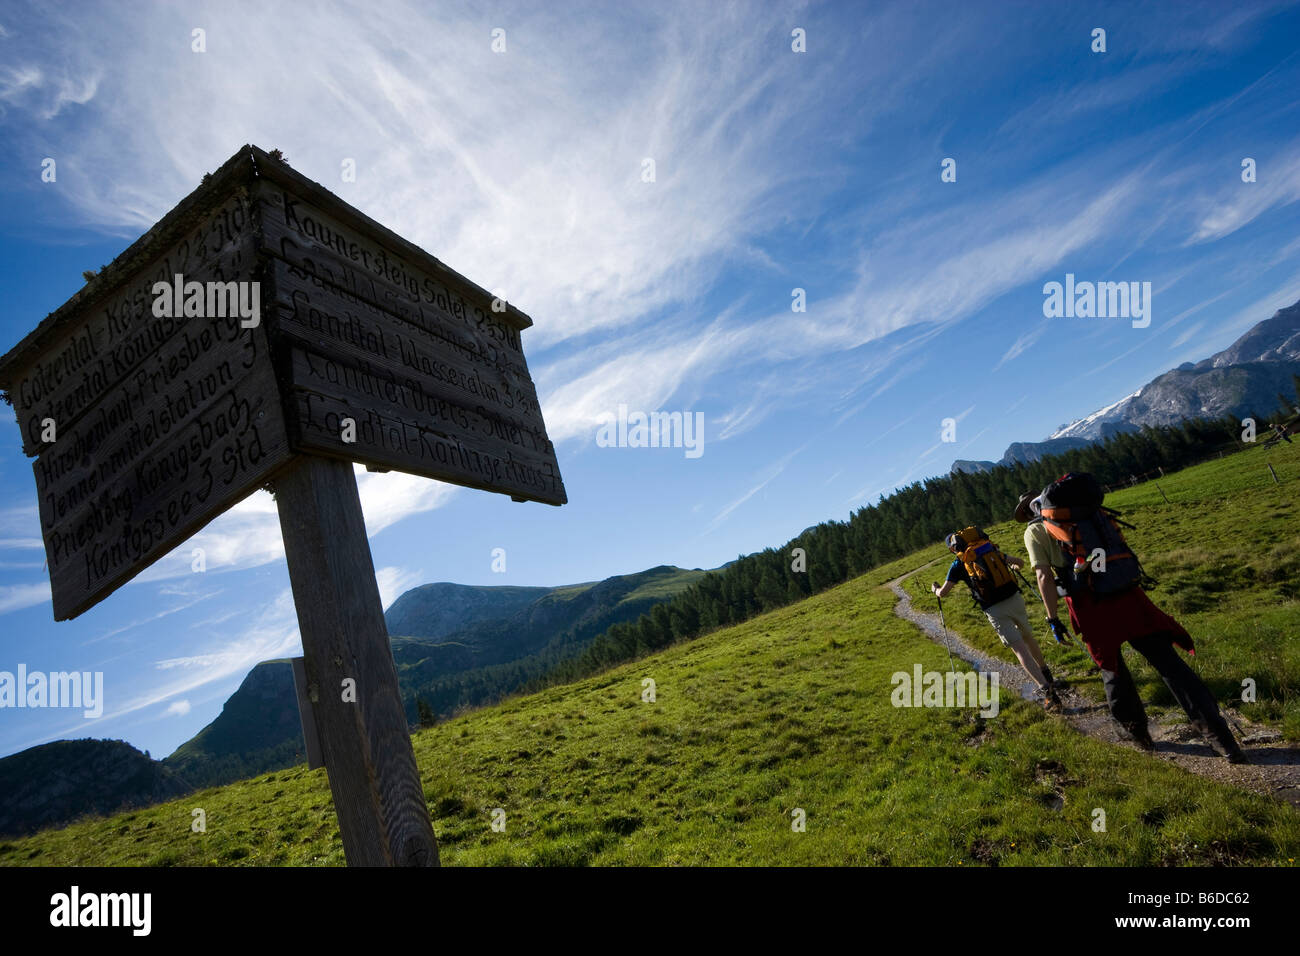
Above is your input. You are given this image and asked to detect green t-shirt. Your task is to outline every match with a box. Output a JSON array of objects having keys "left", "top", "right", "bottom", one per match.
[{"left": 1023, "top": 519, "right": 1066, "bottom": 572}]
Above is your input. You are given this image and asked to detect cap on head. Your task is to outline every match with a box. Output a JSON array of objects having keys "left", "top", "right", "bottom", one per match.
[{"left": 945, "top": 532, "right": 963, "bottom": 552}]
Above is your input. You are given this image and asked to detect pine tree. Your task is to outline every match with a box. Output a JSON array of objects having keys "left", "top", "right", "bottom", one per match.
[{"left": 417, "top": 697, "right": 436, "bottom": 728}]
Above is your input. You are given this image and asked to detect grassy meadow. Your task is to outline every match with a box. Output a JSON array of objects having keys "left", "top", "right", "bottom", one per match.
[{"left": 4, "top": 442, "right": 1298, "bottom": 867}]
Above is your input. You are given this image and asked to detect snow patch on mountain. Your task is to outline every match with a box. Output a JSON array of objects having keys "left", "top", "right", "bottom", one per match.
[{"left": 1049, "top": 389, "right": 1142, "bottom": 440}]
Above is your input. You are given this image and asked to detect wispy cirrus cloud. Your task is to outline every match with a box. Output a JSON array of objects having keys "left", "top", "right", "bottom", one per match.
[
  {"left": 29, "top": 588, "right": 302, "bottom": 745},
  {"left": 0, "top": 537, "right": 42, "bottom": 549},
  {"left": 151, "top": 589, "right": 300, "bottom": 688},
  {"left": 994, "top": 322, "right": 1051, "bottom": 372},
  {"left": 1188, "top": 145, "right": 1300, "bottom": 244},
  {"left": 376, "top": 565, "right": 423, "bottom": 612},
  {"left": 129, "top": 466, "right": 460, "bottom": 587},
  {"left": 0, "top": 580, "right": 50, "bottom": 614},
  {"left": 0, "top": 1, "right": 864, "bottom": 347},
  {"left": 701, "top": 445, "right": 806, "bottom": 537},
  {"left": 82, "top": 588, "right": 221, "bottom": 646}
]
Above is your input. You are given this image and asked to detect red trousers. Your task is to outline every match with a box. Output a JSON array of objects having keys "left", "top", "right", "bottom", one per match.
[{"left": 1065, "top": 587, "right": 1194, "bottom": 671}]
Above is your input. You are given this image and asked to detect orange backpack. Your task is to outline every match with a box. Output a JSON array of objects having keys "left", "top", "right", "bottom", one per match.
[{"left": 950, "top": 527, "right": 1019, "bottom": 608}]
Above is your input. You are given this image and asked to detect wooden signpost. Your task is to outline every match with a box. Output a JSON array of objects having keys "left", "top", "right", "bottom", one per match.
[{"left": 0, "top": 145, "right": 567, "bottom": 866}]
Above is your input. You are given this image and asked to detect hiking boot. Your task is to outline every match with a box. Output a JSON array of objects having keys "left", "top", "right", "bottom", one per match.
[
  {"left": 1197, "top": 720, "right": 1248, "bottom": 763},
  {"left": 1123, "top": 722, "right": 1156, "bottom": 752},
  {"left": 1211, "top": 733, "right": 1250, "bottom": 764},
  {"left": 1039, "top": 666, "right": 1068, "bottom": 691},
  {"left": 1043, "top": 688, "right": 1063, "bottom": 713}
]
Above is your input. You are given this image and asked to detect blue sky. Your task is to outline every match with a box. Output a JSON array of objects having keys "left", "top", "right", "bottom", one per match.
[{"left": 1, "top": 0, "right": 1299, "bottom": 760}]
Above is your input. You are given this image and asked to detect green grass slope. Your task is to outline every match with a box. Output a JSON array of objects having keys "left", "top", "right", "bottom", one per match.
[
  {"left": 158, "top": 565, "right": 709, "bottom": 795},
  {"left": 5, "top": 530, "right": 1297, "bottom": 866},
  {"left": 903, "top": 440, "right": 1300, "bottom": 738}
]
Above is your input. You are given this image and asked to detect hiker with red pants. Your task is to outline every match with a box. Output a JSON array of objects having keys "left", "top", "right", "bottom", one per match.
[{"left": 1014, "top": 475, "right": 1247, "bottom": 763}]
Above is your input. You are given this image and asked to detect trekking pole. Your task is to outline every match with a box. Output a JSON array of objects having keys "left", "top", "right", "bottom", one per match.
[{"left": 935, "top": 591, "right": 957, "bottom": 673}]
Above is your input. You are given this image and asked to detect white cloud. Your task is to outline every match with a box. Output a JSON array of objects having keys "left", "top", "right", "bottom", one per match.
[
  {"left": 1189, "top": 146, "right": 1300, "bottom": 244},
  {"left": 133, "top": 491, "right": 286, "bottom": 584},
  {"left": 357, "top": 469, "right": 460, "bottom": 537},
  {"left": 0, "top": 2, "right": 949, "bottom": 472},
  {"left": 150, "top": 590, "right": 300, "bottom": 683},
  {"left": 0, "top": 38, "right": 99, "bottom": 120},
  {"left": 126, "top": 465, "right": 460, "bottom": 588},
  {"left": 541, "top": 327, "right": 721, "bottom": 444},
  {"left": 32, "top": 589, "right": 303, "bottom": 742},
  {"left": 955, "top": 427, "right": 990, "bottom": 453},
  {"left": 1206, "top": 271, "right": 1300, "bottom": 342},
  {"left": 2, "top": 2, "right": 1295, "bottom": 601},
  {"left": 164, "top": 699, "right": 191, "bottom": 717},
  {"left": 0, "top": 580, "right": 50, "bottom": 614},
  {"left": 540, "top": 169, "right": 1143, "bottom": 457},
  {"left": 993, "top": 322, "right": 1050, "bottom": 371},
  {"left": 0, "top": 2, "right": 856, "bottom": 347},
  {"left": 1172, "top": 320, "right": 1207, "bottom": 348},
  {"left": 82, "top": 589, "right": 221, "bottom": 646},
  {"left": 701, "top": 445, "right": 805, "bottom": 536},
  {"left": 0, "top": 505, "right": 39, "bottom": 536},
  {"left": 375, "top": 565, "right": 422, "bottom": 611}
]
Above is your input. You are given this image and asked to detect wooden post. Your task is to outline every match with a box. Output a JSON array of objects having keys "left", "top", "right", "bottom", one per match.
[
  {"left": 1154, "top": 482, "right": 1170, "bottom": 504},
  {"left": 1268, "top": 463, "right": 1280, "bottom": 485},
  {"left": 290, "top": 656, "right": 324, "bottom": 771},
  {"left": 275, "top": 455, "right": 439, "bottom": 867}
]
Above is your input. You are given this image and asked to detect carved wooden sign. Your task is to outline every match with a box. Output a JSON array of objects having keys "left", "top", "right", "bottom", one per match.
[
  {"left": 257, "top": 180, "right": 563, "bottom": 502},
  {"left": 1, "top": 144, "right": 571, "bottom": 866},
  {"left": 1, "top": 145, "right": 568, "bottom": 866},
  {"left": 0, "top": 145, "right": 566, "bottom": 622}
]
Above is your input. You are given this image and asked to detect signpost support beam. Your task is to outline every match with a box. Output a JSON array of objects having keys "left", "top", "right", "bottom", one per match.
[{"left": 274, "top": 454, "right": 438, "bottom": 867}]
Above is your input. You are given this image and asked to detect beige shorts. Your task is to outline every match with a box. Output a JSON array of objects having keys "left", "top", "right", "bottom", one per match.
[{"left": 983, "top": 593, "right": 1034, "bottom": 649}]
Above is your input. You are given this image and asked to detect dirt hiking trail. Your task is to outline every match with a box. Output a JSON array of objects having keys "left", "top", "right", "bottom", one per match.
[{"left": 887, "top": 564, "right": 1300, "bottom": 809}]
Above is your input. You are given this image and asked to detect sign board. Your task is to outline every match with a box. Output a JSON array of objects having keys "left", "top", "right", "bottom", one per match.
[
  {"left": 255, "top": 179, "right": 564, "bottom": 502},
  {"left": 0, "top": 145, "right": 566, "bottom": 621}
]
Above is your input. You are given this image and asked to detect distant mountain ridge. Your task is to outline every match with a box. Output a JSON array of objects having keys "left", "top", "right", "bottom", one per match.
[
  {"left": 953, "top": 298, "right": 1300, "bottom": 472},
  {"left": 162, "top": 660, "right": 305, "bottom": 792},
  {"left": 0, "top": 739, "right": 189, "bottom": 838},
  {"left": 161, "top": 564, "right": 707, "bottom": 793},
  {"left": 1199, "top": 301, "right": 1300, "bottom": 368},
  {"left": 386, "top": 583, "right": 552, "bottom": 640}
]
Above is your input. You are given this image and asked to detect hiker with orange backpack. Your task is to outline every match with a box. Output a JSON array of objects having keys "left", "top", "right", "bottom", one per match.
[
  {"left": 1015, "top": 474, "right": 1247, "bottom": 763},
  {"left": 931, "top": 527, "right": 1063, "bottom": 711}
]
